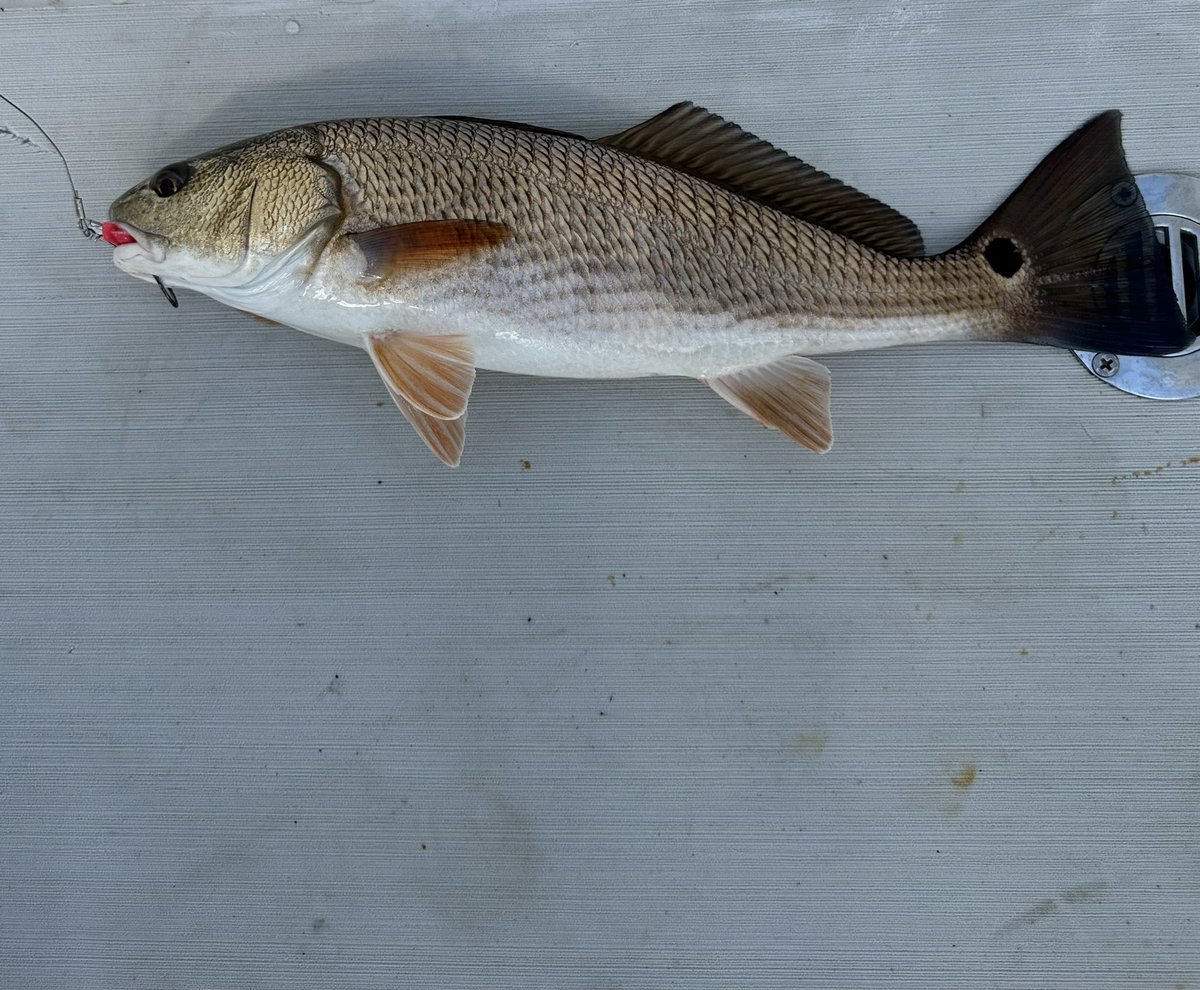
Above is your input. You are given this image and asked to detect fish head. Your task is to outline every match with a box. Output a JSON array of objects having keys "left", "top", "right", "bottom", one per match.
[{"left": 107, "top": 127, "right": 343, "bottom": 290}]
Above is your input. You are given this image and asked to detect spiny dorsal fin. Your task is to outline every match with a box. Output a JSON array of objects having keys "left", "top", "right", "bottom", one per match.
[
  {"left": 706, "top": 354, "right": 833, "bottom": 452},
  {"left": 600, "top": 102, "right": 925, "bottom": 258}
]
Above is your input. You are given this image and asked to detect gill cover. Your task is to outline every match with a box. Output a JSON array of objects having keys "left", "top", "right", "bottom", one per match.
[{"left": 108, "top": 126, "right": 344, "bottom": 285}]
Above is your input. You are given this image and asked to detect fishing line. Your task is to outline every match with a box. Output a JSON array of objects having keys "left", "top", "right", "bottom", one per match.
[
  {"left": 0, "top": 91, "right": 180, "bottom": 307},
  {"left": 0, "top": 91, "right": 103, "bottom": 240}
]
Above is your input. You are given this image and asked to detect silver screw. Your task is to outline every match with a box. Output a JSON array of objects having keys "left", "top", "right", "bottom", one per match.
[
  {"left": 1092, "top": 352, "right": 1120, "bottom": 377},
  {"left": 1111, "top": 181, "right": 1138, "bottom": 207}
]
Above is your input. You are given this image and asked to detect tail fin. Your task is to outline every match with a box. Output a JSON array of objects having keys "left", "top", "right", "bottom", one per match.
[{"left": 961, "top": 110, "right": 1192, "bottom": 357}]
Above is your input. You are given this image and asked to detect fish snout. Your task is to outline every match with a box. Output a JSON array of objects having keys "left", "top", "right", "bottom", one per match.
[{"left": 106, "top": 221, "right": 168, "bottom": 272}]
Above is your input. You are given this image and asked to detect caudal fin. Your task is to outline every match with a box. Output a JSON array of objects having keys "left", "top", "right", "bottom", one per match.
[{"left": 961, "top": 110, "right": 1192, "bottom": 357}]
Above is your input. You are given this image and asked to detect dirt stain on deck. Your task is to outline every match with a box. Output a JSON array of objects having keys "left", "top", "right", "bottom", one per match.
[
  {"left": 1112, "top": 455, "right": 1200, "bottom": 484},
  {"left": 1000, "top": 881, "right": 1109, "bottom": 933},
  {"left": 950, "top": 764, "right": 977, "bottom": 789},
  {"left": 787, "top": 729, "right": 829, "bottom": 759}
]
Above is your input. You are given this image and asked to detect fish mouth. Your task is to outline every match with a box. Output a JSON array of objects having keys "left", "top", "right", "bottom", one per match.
[{"left": 107, "top": 221, "right": 168, "bottom": 278}]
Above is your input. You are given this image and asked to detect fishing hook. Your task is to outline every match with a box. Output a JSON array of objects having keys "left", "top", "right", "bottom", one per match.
[{"left": 154, "top": 277, "right": 179, "bottom": 308}]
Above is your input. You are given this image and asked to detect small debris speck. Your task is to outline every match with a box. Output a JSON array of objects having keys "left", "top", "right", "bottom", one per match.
[{"left": 521, "top": 459, "right": 532, "bottom": 470}]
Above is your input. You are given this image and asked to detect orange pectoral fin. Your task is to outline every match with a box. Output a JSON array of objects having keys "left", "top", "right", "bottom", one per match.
[
  {"left": 367, "top": 332, "right": 475, "bottom": 421},
  {"left": 349, "top": 220, "right": 511, "bottom": 280}
]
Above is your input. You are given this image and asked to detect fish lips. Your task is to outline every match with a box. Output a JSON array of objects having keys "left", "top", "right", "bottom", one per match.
[{"left": 109, "top": 222, "right": 169, "bottom": 280}]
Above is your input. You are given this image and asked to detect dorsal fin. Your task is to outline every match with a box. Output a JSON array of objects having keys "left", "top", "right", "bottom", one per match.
[{"left": 599, "top": 102, "right": 925, "bottom": 257}]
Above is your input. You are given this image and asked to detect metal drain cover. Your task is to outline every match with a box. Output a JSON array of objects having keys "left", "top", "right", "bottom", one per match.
[{"left": 1074, "top": 172, "right": 1200, "bottom": 399}]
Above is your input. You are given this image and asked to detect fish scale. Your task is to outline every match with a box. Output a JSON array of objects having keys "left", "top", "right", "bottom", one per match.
[{"left": 313, "top": 116, "right": 947, "bottom": 321}]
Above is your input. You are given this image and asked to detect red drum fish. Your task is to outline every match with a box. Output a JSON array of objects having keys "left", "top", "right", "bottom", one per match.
[{"left": 105, "top": 104, "right": 1189, "bottom": 465}]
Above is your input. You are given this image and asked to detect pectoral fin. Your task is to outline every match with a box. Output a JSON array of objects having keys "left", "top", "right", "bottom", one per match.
[
  {"left": 350, "top": 220, "right": 511, "bottom": 280},
  {"left": 706, "top": 355, "right": 833, "bottom": 452},
  {"left": 367, "top": 332, "right": 475, "bottom": 420}
]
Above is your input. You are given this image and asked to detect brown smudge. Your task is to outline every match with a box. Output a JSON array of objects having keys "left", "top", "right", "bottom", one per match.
[
  {"left": 1000, "top": 882, "right": 1107, "bottom": 933},
  {"left": 950, "top": 764, "right": 977, "bottom": 789},
  {"left": 1061, "top": 880, "right": 1107, "bottom": 904},
  {"left": 1112, "top": 455, "right": 1200, "bottom": 483},
  {"left": 786, "top": 729, "right": 829, "bottom": 759}
]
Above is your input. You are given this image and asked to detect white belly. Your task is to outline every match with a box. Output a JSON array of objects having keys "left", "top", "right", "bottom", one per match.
[{"left": 200, "top": 250, "right": 975, "bottom": 380}]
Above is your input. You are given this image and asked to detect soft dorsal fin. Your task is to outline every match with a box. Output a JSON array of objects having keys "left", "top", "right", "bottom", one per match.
[
  {"left": 600, "top": 102, "right": 924, "bottom": 257},
  {"left": 706, "top": 354, "right": 833, "bottom": 452}
]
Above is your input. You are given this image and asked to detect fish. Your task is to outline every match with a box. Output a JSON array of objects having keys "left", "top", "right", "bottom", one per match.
[{"left": 105, "top": 103, "right": 1191, "bottom": 466}]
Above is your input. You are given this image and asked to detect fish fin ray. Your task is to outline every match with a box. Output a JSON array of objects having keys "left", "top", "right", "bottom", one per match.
[
  {"left": 349, "top": 220, "right": 511, "bottom": 279},
  {"left": 706, "top": 355, "right": 833, "bottom": 452},
  {"left": 962, "top": 110, "right": 1193, "bottom": 356},
  {"left": 367, "top": 332, "right": 475, "bottom": 420},
  {"left": 600, "top": 102, "right": 924, "bottom": 257},
  {"left": 388, "top": 388, "right": 466, "bottom": 467}
]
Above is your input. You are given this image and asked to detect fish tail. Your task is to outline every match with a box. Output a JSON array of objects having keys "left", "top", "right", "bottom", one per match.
[{"left": 959, "top": 110, "right": 1192, "bottom": 357}]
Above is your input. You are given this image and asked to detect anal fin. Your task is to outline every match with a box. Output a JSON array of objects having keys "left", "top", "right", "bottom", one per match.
[{"left": 706, "top": 355, "right": 833, "bottom": 452}]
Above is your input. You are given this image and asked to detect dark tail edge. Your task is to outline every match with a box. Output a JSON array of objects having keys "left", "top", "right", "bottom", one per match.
[{"left": 958, "top": 110, "right": 1193, "bottom": 357}]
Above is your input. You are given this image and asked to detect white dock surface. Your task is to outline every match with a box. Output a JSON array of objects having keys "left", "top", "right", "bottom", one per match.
[{"left": 1, "top": 2, "right": 1198, "bottom": 987}]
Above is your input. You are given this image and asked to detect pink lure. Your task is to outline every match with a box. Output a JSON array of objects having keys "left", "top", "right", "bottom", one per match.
[{"left": 101, "top": 222, "right": 136, "bottom": 246}]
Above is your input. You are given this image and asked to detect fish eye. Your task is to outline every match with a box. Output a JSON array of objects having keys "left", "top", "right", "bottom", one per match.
[{"left": 151, "top": 162, "right": 191, "bottom": 198}]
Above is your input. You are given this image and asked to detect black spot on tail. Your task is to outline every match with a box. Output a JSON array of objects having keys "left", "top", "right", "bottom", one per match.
[{"left": 984, "top": 237, "right": 1024, "bottom": 278}]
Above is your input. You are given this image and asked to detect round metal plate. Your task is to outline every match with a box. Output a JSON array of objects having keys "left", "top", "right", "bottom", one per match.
[{"left": 1074, "top": 172, "right": 1200, "bottom": 399}]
